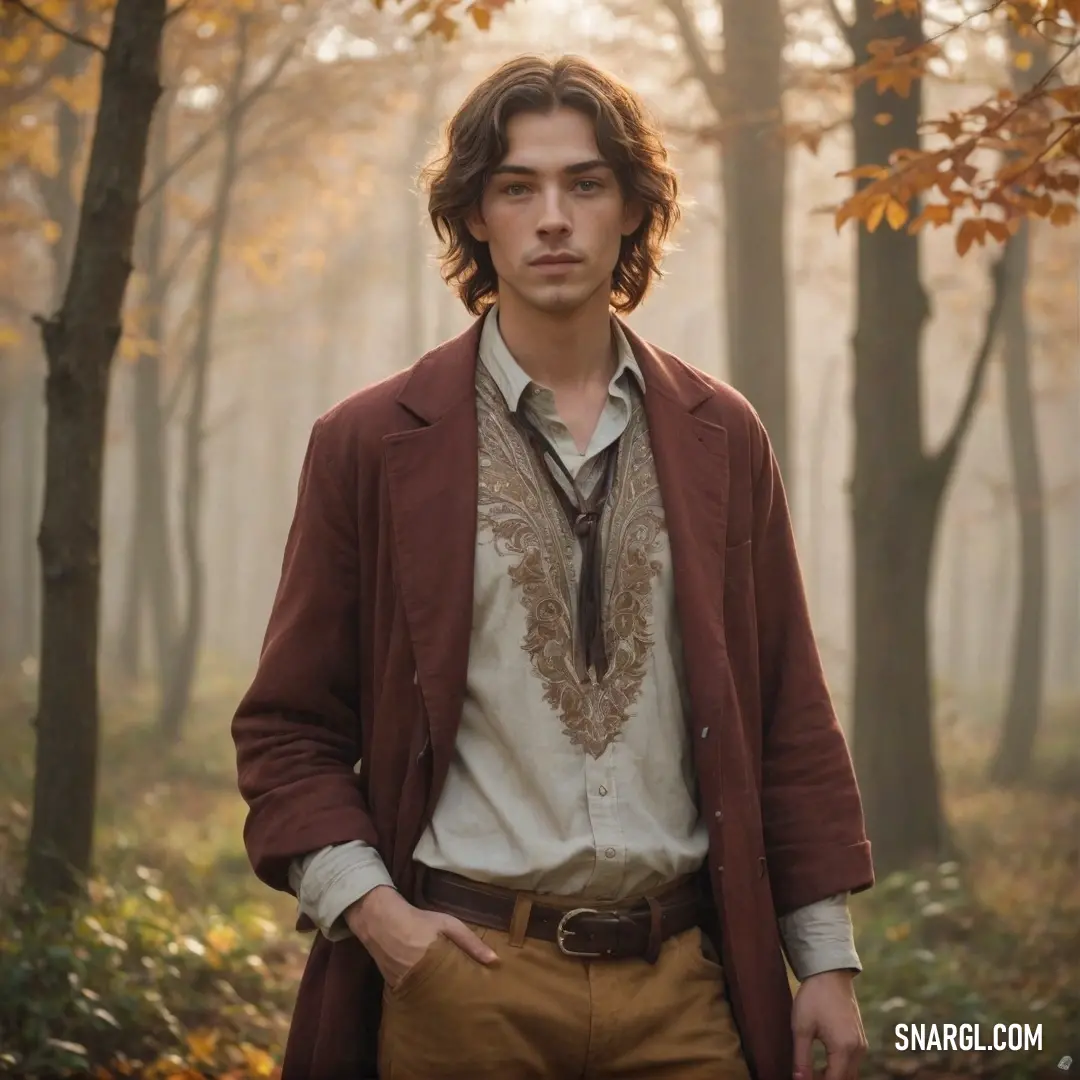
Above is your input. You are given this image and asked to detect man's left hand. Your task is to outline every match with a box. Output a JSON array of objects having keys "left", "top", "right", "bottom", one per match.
[{"left": 791, "top": 969, "right": 867, "bottom": 1080}]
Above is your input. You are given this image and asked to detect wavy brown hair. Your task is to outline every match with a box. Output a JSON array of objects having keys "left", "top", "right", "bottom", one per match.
[{"left": 421, "top": 54, "right": 681, "bottom": 315}]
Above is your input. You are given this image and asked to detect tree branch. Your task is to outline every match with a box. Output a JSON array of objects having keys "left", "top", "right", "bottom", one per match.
[
  {"left": 0, "top": 53, "right": 64, "bottom": 108},
  {"left": 927, "top": 254, "right": 1009, "bottom": 485},
  {"left": 2, "top": 0, "right": 104, "bottom": 53},
  {"left": 825, "top": 0, "right": 855, "bottom": 50},
  {"left": 158, "top": 210, "right": 209, "bottom": 295},
  {"left": 139, "top": 29, "right": 304, "bottom": 206},
  {"left": 163, "top": 350, "right": 191, "bottom": 423},
  {"left": 660, "top": 0, "right": 724, "bottom": 117},
  {"left": 155, "top": 103, "right": 316, "bottom": 295},
  {"left": 165, "top": 0, "right": 196, "bottom": 20}
]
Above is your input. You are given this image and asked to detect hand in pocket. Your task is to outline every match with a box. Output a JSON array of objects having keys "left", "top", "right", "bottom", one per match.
[{"left": 344, "top": 884, "right": 498, "bottom": 989}]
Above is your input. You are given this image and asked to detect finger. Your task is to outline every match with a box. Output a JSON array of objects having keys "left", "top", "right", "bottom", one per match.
[
  {"left": 791, "top": 1028, "right": 814, "bottom": 1080},
  {"left": 845, "top": 1041, "right": 867, "bottom": 1080},
  {"left": 440, "top": 916, "right": 499, "bottom": 963},
  {"left": 822, "top": 1047, "right": 854, "bottom": 1080}
]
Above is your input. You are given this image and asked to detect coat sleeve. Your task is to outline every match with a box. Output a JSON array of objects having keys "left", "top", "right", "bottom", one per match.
[
  {"left": 232, "top": 414, "right": 379, "bottom": 897},
  {"left": 747, "top": 415, "right": 874, "bottom": 916}
]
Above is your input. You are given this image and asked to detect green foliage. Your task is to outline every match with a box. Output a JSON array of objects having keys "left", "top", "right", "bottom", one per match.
[
  {"left": 0, "top": 674, "right": 303, "bottom": 1079},
  {"left": 0, "top": 869, "right": 299, "bottom": 1079},
  {"left": 849, "top": 710, "right": 1080, "bottom": 1079},
  {"left": 853, "top": 864, "right": 1078, "bottom": 1077},
  {"left": 2, "top": 682, "right": 1077, "bottom": 1078}
]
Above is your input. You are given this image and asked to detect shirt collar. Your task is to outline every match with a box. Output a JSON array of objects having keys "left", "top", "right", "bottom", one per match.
[{"left": 478, "top": 303, "right": 645, "bottom": 413}]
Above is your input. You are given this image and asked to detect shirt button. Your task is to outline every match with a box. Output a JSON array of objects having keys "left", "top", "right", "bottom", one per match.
[
  {"left": 598, "top": 786, "right": 608, "bottom": 796},
  {"left": 605, "top": 847, "right": 616, "bottom": 859}
]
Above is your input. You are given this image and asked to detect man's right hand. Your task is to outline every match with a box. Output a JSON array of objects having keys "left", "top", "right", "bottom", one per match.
[{"left": 344, "top": 885, "right": 498, "bottom": 989}]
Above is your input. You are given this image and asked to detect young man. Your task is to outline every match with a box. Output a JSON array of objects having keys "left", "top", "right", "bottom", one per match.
[{"left": 233, "top": 54, "right": 873, "bottom": 1080}]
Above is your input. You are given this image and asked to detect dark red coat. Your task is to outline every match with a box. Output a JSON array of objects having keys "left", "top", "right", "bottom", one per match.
[{"left": 232, "top": 317, "right": 874, "bottom": 1080}]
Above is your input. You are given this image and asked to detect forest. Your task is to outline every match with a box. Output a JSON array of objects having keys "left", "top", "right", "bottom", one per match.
[{"left": 0, "top": 0, "right": 1077, "bottom": 1076}]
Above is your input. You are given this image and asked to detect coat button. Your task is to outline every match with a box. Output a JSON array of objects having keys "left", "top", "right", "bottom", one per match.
[
  {"left": 714, "top": 810, "right": 723, "bottom": 821},
  {"left": 700, "top": 726, "right": 709, "bottom": 738}
]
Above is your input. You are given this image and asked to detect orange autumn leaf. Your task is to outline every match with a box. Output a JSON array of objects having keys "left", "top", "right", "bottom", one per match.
[
  {"left": 955, "top": 218, "right": 986, "bottom": 256},
  {"left": 885, "top": 197, "right": 909, "bottom": 229}
]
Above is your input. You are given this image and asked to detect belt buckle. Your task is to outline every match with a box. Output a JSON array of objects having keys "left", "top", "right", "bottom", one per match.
[{"left": 555, "top": 907, "right": 618, "bottom": 958}]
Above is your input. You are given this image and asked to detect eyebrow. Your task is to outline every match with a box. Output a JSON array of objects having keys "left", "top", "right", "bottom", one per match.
[{"left": 490, "top": 159, "right": 612, "bottom": 177}]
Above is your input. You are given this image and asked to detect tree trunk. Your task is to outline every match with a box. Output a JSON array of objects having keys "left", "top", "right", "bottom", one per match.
[
  {"left": 717, "top": 0, "right": 791, "bottom": 491},
  {"left": 663, "top": 0, "right": 791, "bottom": 489},
  {"left": 24, "top": 0, "right": 166, "bottom": 906},
  {"left": 988, "top": 34, "right": 1049, "bottom": 783},
  {"left": 988, "top": 220, "right": 1045, "bottom": 783},
  {"left": 1055, "top": 421, "right": 1080, "bottom": 693},
  {"left": 848, "top": 3, "right": 943, "bottom": 873},
  {"left": 0, "top": 350, "right": 9, "bottom": 670},
  {"left": 18, "top": 368, "right": 41, "bottom": 661},
  {"left": 403, "top": 57, "right": 443, "bottom": 361},
  {"left": 215, "top": 405, "right": 242, "bottom": 649},
  {"left": 981, "top": 497, "right": 1012, "bottom": 686},
  {"left": 116, "top": 503, "right": 142, "bottom": 679},
  {"left": 945, "top": 512, "right": 968, "bottom": 689},
  {"left": 159, "top": 21, "right": 249, "bottom": 742},
  {"left": 19, "top": 39, "right": 86, "bottom": 668},
  {"left": 131, "top": 96, "right": 180, "bottom": 701},
  {"left": 806, "top": 353, "right": 839, "bottom": 616},
  {"left": 845, "top": 2, "right": 1008, "bottom": 872}
]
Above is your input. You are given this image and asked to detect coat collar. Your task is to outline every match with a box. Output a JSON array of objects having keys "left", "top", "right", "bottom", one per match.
[{"left": 394, "top": 313, "right": 716, "bottom": 425}]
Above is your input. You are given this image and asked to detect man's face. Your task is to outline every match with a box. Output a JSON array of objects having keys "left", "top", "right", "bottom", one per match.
[{"left": 467, "top": 106, "right": 644, "bottom": 316}]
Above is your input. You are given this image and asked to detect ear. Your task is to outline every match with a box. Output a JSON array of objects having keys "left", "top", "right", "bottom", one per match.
[
  {"left": 465, "top": 204, "right": 489, "bottom": 242},
  {"left": 621, "top": 197, "right": 645, "bottom": 236}
]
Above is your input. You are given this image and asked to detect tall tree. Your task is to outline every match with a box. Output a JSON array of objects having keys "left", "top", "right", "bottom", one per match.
[
  {"left": 24, "top": 0, "right": 167, "bottom": 904},
  {"left": 832, "top": 0, "right": 1008, "bottom": 871},
  {"left": 403, "top": 48, "right": 445, "bottom": 362},
  {"left": 662, "top": 0, "right": 792, "bottom": 488},
  {"left": 159, "top": 14, "right": 254, "bottom": 741},
  {"left": 988, "top": 32, "right": 1049, "bottom": 785},
  {"left": 117, "top": 90, "right": 179, "bottom": 683},
  {"left": 11, "top": 27, "right": 90, "bottom": 667}
]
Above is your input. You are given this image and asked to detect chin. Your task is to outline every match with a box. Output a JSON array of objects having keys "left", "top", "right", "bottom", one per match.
[{"left": 517, "top": 280, "right": 604, "bottom": 316}]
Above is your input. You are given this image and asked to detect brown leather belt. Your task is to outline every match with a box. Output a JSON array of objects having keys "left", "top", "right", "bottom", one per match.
[{"left": 417, "top": 868, "right": 703, "bottom": 964}]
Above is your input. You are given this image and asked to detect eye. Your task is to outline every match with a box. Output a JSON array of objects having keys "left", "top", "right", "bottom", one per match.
[
  {"left": 503, "top": 182, "right": 530, "bottom": 196},
  {"left": 575, "top": 179, "right": 603, "bottom": 192}
]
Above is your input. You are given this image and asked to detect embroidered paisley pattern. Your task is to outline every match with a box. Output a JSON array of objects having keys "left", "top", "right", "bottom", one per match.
[{"left": 475, "top": 364, "right": 665, "bottom": 758}]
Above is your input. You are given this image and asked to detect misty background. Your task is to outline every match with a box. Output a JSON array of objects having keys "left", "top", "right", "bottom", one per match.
[
  {"left": 5, "top": 6, "right": 1078, "bottom": 705},
  {"left": 0, "top": 0, "right": 1077, "bottom": 1075}
]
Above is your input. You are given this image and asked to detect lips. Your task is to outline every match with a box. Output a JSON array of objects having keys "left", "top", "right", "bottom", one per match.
[{"left": 531, "top": 254, "right": 581, "bottom": 266}]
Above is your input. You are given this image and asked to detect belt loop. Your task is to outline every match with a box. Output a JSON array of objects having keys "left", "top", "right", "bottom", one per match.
[
  {"left": 643, "top": 896, "right": 662, "bottom": 965},
  {"left": 508, "top": 895, "right": 533, "bottom": 949}
]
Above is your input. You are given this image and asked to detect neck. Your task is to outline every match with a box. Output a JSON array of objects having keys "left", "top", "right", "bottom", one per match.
[{"left": 494, "top": 283, "right": 617, "bottom": 391}]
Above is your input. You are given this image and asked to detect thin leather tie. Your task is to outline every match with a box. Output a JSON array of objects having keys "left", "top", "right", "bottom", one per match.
[{"left": 512, "top": 405, "right": 619, "bottom": 684}]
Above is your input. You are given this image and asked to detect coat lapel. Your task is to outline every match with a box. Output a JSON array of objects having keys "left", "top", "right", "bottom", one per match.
[
  {"left": 620, "top": 320, "right": 734, "bottom": 723},
  {"left": 383, "top": 319, "right": 483, "bottom": 811}
]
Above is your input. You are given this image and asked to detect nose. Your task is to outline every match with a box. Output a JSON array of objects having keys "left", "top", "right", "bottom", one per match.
[{"left": 536, "top": 184, "right": 571, "bottom": 237}]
